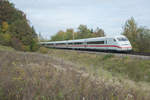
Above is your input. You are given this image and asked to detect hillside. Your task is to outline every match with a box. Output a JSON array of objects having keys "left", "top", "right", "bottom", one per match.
[
  {"left": 0, "top": 46, "right": 150, "bottom": 100},
  {"left": 0, "top": 0, "right": 38, "bottom": 51},
  {"left": 47, "top": 49, "right": 150, "bottom": 83}
]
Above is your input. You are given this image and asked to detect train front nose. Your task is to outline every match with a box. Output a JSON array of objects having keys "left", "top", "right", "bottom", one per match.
[{"left": 119, "top": 42, "right": 132, "bottom": 51}]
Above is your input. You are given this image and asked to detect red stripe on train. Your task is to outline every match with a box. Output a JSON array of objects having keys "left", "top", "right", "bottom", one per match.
[{"left": 69, "top": 45, "right": 131, "bottom": 48}]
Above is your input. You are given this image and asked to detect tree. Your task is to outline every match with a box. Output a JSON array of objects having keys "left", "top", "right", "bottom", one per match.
[
  {"left": 136, "top": 28, "right": 150, "bottom": 52},
  {"left": 1, "top": 21, "right": 9, "bottom": 33},
  {"left": 0, "top": 21, "right": 11, "bottom": 45},
  {"left": 0, "top": 33, "right": 11, "bottom": 45},
  {"left": 64, "top": 28, "right": 74, "bottom": 40},
  {"left": 51, "top": 30, "right": 65, "bottom": 41},
  {"left": 50, "top": 25, "right": 105, "bottom": 41},
  {"left": 122, "top": 17, "right": 140, "bottom": 51},
  {"left": 9, "top": 19, "right": 38, "bottom": 51},
  {"left": 122, "top": 17, "right": 150, "bottom": 52},
  {"left": 93, "top": 27, "right": 105, "bottom": 37},
  {"left": 77, "top": 24, "right": 91, "bottom": 39}
]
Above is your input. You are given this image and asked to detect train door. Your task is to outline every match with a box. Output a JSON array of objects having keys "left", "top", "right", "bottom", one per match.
[
  {"left": 84, "top": 40, "right": 87, "bottom": 49},
  {"left": 105, "top": 39, "right": 108, "bottom": 50},
  {"left": 107, "top": 38, "right": 114, "bottom": 50}
]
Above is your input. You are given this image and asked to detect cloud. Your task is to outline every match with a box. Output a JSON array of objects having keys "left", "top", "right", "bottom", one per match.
[{"left": 10, "top": 0, "right": 150, "bottom": 39}]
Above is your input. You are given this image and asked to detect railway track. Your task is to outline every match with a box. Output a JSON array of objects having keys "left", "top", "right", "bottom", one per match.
[
  {"left": 50, "top": 48, "right": 150, "bottom": 60},
  {"left": 129, "top": 51, "right": 150, "bottom": 56}
]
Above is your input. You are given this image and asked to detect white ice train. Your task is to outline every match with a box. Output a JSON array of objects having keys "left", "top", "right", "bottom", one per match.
[{"left": 40, "top": 35, "right": 132, "bottom": 52}]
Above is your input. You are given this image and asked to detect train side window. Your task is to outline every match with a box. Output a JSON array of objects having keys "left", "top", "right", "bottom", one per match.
[
  {"left": 56, "top": 43, "right": 65, "bottom": 45},
  {"left": 113, "top": 39, "right": 116, "bottom": 42},
  {"left": 68, "top": 43, "right": 73, "bottom": 45},
  {"left": 74, "top": 42, "right": 82, "bottom": 45},
  {"left": 87, "top": 41, "right": 104, "bottom": 44}
]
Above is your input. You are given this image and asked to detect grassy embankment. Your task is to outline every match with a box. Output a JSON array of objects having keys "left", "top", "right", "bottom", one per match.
[
  {"left": 0, "top": 46, "right": 150, "bottom": 100},
  {"left": 47, "top": 49, "right": 150, "bottom": 83}
]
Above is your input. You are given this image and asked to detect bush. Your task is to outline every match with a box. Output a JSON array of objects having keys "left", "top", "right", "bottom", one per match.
[
  {"left": 103, "top": 54, "right": 114, "bottom": 60},
  {"left": 10, "top": 37, "right": 23, "bottom": 51},
  {"left": 30, "top": 39, "right": 39, "bottom": 52},
  {"left": 21, "top": 45, "right": 30, "bottom": 52},
  {"left": 39, "top": 47, "right": 48, "bottom": 54},
  {"left": 0, "top": 33, "right": 11, "bottom": 45}
]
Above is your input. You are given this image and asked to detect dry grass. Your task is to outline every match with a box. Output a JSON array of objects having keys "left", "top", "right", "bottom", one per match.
[
  {"left": 47, "top": 49, "right": 150, "bottom": 83},
  {"left": 0, "top": 50, "right": 150, "bottom": 100},
  {"left": 0, "top": 45, "right": 14, "bottom": 51}
]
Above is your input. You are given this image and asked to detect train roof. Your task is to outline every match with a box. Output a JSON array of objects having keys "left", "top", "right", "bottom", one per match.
[
  {"left": 40, "top": 40, "right": 67, "bottom": 44},
  {"left": 40, "top": 35, "right": 127, "bottom": 44},
  {"left": 106, "top": 35, "right": 126, "bottom": 38}
]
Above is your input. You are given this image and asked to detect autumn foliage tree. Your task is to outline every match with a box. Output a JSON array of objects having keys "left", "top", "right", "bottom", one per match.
[
  {"left": 0, "top": 21, "right": 11, "bottom": 45},
  {"left": 0, "top": 0, "right": 38, "bottom": 51}
]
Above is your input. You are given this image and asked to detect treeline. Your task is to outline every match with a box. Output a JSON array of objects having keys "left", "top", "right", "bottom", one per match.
[
  {"left": 50, "top": 24, "right": 105, "bottom": 41},
  {"left": 0, "top": 0, "right": 38, "bottom": 51},
  {"left": 50, "top": 18, "right": 150, "bottom": 53},
  {"left": 122, "top": 17, "right": 150, "bottom": 52}
]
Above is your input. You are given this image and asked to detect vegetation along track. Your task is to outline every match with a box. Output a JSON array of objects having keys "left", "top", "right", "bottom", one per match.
[
  {"left": 129, "top": 51, "right": 150, "bottom": 56},
  {"left": 47, "top": 47, "right": 150, "bottom": 60}
]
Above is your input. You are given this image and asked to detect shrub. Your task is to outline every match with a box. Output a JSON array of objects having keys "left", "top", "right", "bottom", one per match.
[
  {"left": 10, "top": 37, "right": 23, "bottom": 51},
  {"left": 30, "top": 39, "right": 39, "bottom": 52},
  {"left": 21, "top": 45, "right": 30, "bottom": 52},
  {"left": 39, "top": 47, "right": 48, "bottom": 54},
  {"left": 103, "top": 54, "right": 114, "bottom": 60},
  {"left": 0, "top": 33, "right": 11, "bottom": 45}
]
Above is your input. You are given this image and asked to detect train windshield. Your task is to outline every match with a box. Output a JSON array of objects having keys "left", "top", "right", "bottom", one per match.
[{"left": 117, "top": 37, "right": 128, "bottom": 41}]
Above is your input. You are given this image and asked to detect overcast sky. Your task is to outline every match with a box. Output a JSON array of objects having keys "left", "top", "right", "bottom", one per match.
[{"left": 10, "top": 0, "right": 150, "bottom": 39}]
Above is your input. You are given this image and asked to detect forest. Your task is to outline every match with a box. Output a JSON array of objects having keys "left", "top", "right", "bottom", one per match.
[{"left": 0, "top": 0, "right": 38, "bottom": 51}]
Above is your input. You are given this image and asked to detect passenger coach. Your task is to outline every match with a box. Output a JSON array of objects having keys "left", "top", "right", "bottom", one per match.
[{"left": 40, "top": 35, "right": 132, "bottom": 52}]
